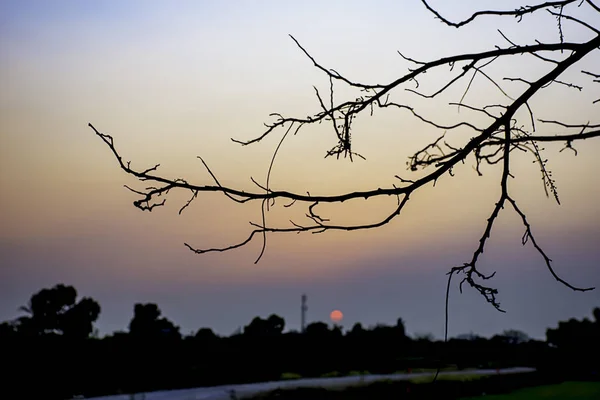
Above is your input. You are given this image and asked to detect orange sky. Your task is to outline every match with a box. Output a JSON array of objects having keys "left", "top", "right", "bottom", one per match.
[{"left": 1, "top": 0, "right": 599, "bottom": 338}]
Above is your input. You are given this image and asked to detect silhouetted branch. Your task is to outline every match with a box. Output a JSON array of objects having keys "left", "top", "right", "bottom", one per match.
[
  {"left": 508, "top": 197, "right": 594, "bottom": 292},
  {"left": 184, "top": 194, "right": 411, "bottom": 264},
  {"left": 587, "top": 0, "right": 600, "bottom": 13},
  {"left": 89, "top": 1, "right": 599, "bottom": 308},
  {"left": 421, "top": 0, "right": 578, "bottom": 28}
]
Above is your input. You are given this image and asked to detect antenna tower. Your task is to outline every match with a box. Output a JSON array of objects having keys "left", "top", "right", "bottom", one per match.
[{"left": 301, "top": 294, "right": 307, "bottom": 333}]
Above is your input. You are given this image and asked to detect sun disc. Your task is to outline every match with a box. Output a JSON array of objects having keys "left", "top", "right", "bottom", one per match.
[{"left": 330, "top": 309, "right": 343, "bottom": 323}]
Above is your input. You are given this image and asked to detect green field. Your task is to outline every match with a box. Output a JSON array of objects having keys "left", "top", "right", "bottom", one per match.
[
  {"left": 462, "top": 381, "right": 600, "bottom": 400},
  {"left": 251, "top": 376, "right": 600, "bottom": 400}
]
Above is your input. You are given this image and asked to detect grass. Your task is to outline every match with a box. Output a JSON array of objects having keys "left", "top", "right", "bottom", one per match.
[
  {"left": 408, "top": 373, "right": 485, "bottom": 384},
  {"left": 270, "top": 371, "right": 600, "bottom": 400},
  {"left": 320, "top": 371, "right": 342, "bottom": 378},
  {"left": 461, "top": 381, "right": 600, "bottom": 399},
  {"left": 280, "top": 372, "right": 302, "bottom": 380},
  {"left": 348, "top": 370, "right": 370, "bottom": 376},
  {"left": 250, "top": 372, "right": 584, "bottom": 400}
]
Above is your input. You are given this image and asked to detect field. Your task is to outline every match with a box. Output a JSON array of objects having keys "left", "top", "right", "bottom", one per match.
[
  {"left": 249, "top": 373, "right": 600, "bottom": 400},
  {"left": 462, "top": 381, "right": 600, "bottom": 399}
]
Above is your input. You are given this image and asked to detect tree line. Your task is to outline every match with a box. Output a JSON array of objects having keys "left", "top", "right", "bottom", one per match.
[{"left": 1, "top": 283, "right": 598, "bottom": 399}]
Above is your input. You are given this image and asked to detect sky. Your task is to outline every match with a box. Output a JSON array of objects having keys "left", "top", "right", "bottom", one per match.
[{"left": 1, "top": 0, "right": 599, "bottom": 340}]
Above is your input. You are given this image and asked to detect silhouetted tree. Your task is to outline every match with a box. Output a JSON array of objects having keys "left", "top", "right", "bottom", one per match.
[
  {"left": 396, "top": 318, "right": 406, "bottom": 338},
  {"left": 267, "top": 314, "right": 285, "bottom": 334},
  {"left": 456, "top": 332, "right": 484, "bottom": 341},
  {"left": 348, "top": 322, "right": 365, "bottom": 337},
  {"left": 496, "top": 329, "right": 530, "bottom": 345},
  {"left": 243, "top": 317, "right": 264, "bottom": 336},
  {"left": 195, "top": 327, "right": 219, "bottom": 342},
  {"left": 545, "top": 307, "right": 600, "bottom": 377},
  {"left": 243, "top": 314, "right": 285, "bottom": 337},
  {"left": 370, "top": 322, "right": 407, "bottom": 341},
  {"left": 16, "top": 283, "right": 100, "bottom": 338},
  {"left": 0, "top": 321, "right": 18, "bottom": 338},
  {"left": 305, "top": 321, "right": 331, "bottom": 337},
  {"left": 331, "top": 324, "right": 343, "bottom": 337},
  {"left": 129, "top": 303, "right": 181, "bottom": 339},
  {"left": 414, "top": 333, "right": 435, "bottom": 342}
]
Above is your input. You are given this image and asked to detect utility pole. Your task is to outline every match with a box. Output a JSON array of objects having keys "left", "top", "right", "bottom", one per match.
[{"left": 301, "top": 294, "right": 307, "bottom": 333}]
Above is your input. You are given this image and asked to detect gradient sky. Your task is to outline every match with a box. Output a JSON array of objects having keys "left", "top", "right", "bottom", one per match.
[{"left": 1, "top": 1, "right": 599, "bottom": 340}]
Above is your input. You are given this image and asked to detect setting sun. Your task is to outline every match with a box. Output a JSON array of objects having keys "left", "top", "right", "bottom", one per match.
[{"left": 330, "top": 310, "right": 344, "bottom": 323}]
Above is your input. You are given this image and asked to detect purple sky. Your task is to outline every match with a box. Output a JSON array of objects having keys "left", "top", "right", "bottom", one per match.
[{"left": 1, "top": 0, "right": 599, "bottom": 340}]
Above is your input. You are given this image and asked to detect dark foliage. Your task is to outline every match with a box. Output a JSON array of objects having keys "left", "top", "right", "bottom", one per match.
[
  {"left": 16, "top": 283, "right": 100, "bottom": 339},
  {"left": 1, "top": 284, "right": 598, "bottom": 399},
  {"left": 543, "top": 307, "right": 600, "bottom": 379}
]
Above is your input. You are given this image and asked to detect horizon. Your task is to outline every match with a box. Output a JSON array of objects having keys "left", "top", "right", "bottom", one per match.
[
  {"left": 1, "top": 0, "right": 599, "bottom": 342},
  {"left": 3, "top": 278, "right": 596, "bottom": 341},
  {"left": 7, "top": 280, "right": 592, "bottom": 342}
]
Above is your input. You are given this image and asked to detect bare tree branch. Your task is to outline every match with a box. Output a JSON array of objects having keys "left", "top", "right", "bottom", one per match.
[
  {"left": 421, "top": 0, "right": 578, "bottom": 28},
  {"left": 89, "top": 1, "right": 599, "bottom": 316}
]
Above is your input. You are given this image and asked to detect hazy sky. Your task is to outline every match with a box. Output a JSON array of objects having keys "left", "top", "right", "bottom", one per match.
[{"left": 1, "top": 1, "right": 599, "bottom": 340}]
